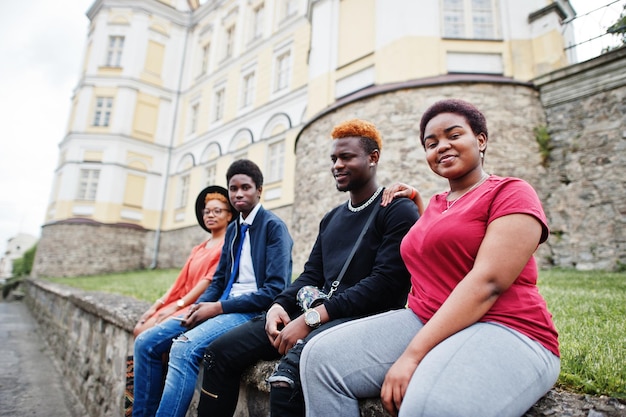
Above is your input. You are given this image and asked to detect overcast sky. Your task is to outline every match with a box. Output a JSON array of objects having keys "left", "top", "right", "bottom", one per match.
[{"left": 0, "top": 0, "right": 622, "bottom": 256}]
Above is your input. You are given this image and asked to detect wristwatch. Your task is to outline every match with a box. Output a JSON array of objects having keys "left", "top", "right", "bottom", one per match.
[
  {"left": 304, "top": 309, "right": 321, "bottom": 328},
  {"left": 177, "top": 299, "right": 185, "bottom": 308}
]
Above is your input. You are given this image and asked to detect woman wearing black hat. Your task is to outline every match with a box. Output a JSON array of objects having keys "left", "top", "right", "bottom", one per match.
[{"left": 133, "top": 185, "right": 234, "bottom": 337}]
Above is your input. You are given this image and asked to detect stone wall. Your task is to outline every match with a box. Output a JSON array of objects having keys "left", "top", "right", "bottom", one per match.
[
  {"left": 31, "top": 220, "right": 208, "bottom": 278},
  {"left": 22, "top": 278, "right": 387, "bottom": 417},
  {"left": 534, "top": 46, "right": 626, "bottom": 270},
  {"left": 292, "top": 77, "right": 548, "bottom": 271},
  {"left": 23, "top": 278, "right": 145, "bottom": 417},
  {"left": 24, "top": 278, "right": 621, "bottom": 417}
]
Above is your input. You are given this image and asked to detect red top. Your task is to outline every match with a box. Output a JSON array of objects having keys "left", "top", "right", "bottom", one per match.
[
  {"left": 403, "top": 175, "right": 559, "bottom": 357},
  {"left": 153, "top": 239, "right": 223, "bottom": 319}
]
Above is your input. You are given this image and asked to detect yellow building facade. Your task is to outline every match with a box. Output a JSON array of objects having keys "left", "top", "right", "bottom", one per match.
[{"left": 37, "top": 0, "right": 577, "bottom": 276}]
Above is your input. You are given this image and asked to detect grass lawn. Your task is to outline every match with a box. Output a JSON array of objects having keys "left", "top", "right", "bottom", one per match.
[
  {"left": 45, "top": 268, "right": 625, "bottom": 399},
  {"left": 537, "top": 269, "right": 626, "bottom": 399}
]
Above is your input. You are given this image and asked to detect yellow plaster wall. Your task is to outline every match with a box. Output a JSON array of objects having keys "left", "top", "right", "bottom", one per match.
[
  {"left": 306, "top": 74, "right": 333, "bottom": 118},
  {"left": 507, "top": 39, "right": 535, "bottom": 81},
  {"left": 132, "top": 93, "right": 159, "bottom": 142},
  {"left": 338, "top": 0, "right": 375, "bottom": 68},
  {"left": 376, "top": 36, "right": 442, "bottom": 83},
  {"left": 254, "top": 46, "right": 273, "bottom": 105},
  {"left": 123, "top": 174, "right": 146, "bottom": 208},
  {"left": 291, "top": 24, "right": 311, "bottom": 89},
  {"left": 83, "top": 150, "right": 103, "bottom": 162},
  {"left": 531, "top": 29, "right": 568, "bottom": 76},
  {"left": 140, "top": 40, "right": 165, "bottom": 85},
  {"left": 97, "top": 66, "right": 123, "bottom": 76}
]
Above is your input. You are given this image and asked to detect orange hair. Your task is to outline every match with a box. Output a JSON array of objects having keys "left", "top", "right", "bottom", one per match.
[
  {"left": 330, "top": 119, "right": 382, "bottom": 151},
  {"left": 205, "top": 192, "right": 229, "bottom": 208}
]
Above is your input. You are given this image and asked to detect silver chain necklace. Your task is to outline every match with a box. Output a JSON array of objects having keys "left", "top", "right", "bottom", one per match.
[
  {"left": 348, "top": 187, "right": 383, "bottom": 212},
  {"left": 443, "top": 174, "right": 489, "bottom": 213}
]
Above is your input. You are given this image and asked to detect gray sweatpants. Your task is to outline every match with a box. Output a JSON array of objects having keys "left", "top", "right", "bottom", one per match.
[{"left": 301, "top": 309, "right": 559, "bottom": 417}]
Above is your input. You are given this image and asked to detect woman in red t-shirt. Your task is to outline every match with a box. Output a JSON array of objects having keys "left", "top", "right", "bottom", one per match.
[{"left": 300, "top": 99, "right": 560, "bottom": 417}]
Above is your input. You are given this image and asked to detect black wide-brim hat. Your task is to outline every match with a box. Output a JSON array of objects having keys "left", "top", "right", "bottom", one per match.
[{"left": 195, "top": 185, "right": 236, "bottom": 233}]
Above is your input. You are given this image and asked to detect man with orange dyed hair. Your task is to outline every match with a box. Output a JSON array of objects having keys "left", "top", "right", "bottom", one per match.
[{"left": 197, "top": 119, "right": 419, "bottom": 417}]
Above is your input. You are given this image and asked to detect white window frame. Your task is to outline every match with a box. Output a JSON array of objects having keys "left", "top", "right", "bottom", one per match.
[
  {"left": 283, "top": 0, "right": 298, "bottom": 21},
  {"left": 77, "top": 169, "right": 100, "bottom": 201},
  {"left": 442, "top": 0, "right": 499, "bottom": 40},
  {"left": 93, "top": 97, "right": 113, "bottom": 127},
  {"left": 205, "top": 164, "right": 217, "bottom": 186},
  {"left": 240, "top": 70, "right": 256, "bottom": 109},
  {"left": 177, "top": 174, "right": 190, "bottom": 209},
  {"left": 212, "top": 86, "right": 226, "bottom": 122},
  {"left": 224, "top": 25, "right": 236, "bottom": 60},
  {"left": 201, "top": 43, "right": 210, "bottom": 75},
  {"left": 273, "top": 50, "right": 291, "bottom": 93},
  {"left": 106, "top": 36, "right": 124, "bottom": 67},
  {"left": 251, "top": 4, "right": 265, "bottom": 41},
  {"left": 266, "top": 140, "right": 285, "bottom": 183},
  {"left": 189, "top": 102, "right": 200, "bottom": 134}
]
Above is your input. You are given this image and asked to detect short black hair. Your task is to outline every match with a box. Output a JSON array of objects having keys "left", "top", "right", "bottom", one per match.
[
  {"left": 419, "top": 99, "right": 488, "bottom": 147},
  {"left": 226, "top": 159, "right": 264, "bottom": 188}
]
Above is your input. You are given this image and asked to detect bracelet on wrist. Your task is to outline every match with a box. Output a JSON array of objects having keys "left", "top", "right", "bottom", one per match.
[
  {"left": 409, "top": 188, "right": 417, "bottom": 200},
  {"left": 156, "top": 298, "right": 165, "bottom": 305}
]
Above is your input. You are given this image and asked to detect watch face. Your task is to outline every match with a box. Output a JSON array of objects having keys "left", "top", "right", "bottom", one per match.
[{"left": 305, "top": 309, "right": 320, "bottom": 327}]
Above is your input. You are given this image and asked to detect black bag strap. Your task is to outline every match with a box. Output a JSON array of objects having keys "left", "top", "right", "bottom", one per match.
[{"left": 326, "top": 202, "right": 380, "bottom": 298}]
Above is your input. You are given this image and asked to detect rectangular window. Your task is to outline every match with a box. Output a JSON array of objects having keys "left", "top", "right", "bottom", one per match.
[
  {"left": 201, "top": 43, "right": 210, "bottom": 74},
  {"left": 213, "top": 88, "right": 225, "bottom": 122},
  {"left": 274, "top": 51, "right": 291, "bottom": 92},
  {"left": 189, "top": 102, "right": 199, "bottom": 134},
  {"left": 471, "top": 0, "right": 495, "bottom": 39},
  {"left": 251, "top": 4, "right": 265, "bottom": 40},
  {"left": 241, "top": 71, "right": 256, "bottom": 108},
  {"left": 285, "top": 0, "right": 298, "bottom": 19},
  {"left": 106, "top": 36, "right": 124, "bottom": 67},
  {"left": 77, "top": 169, "right": 100, "bottom": 201},
  {"left": 93, "top": 97, "right": 113, "bottom": 127},
  {"left": 442, "top": 0, "right": 497, "bottom": 39},
  {"left": 205, "top": 164, "right": 216, "bottom": 186},
  {"left": 177, "top": 174, "right": 190, "bottom": 208},
  {"left": 224, "top": 25, "right": 235, "bottom": 59},
  {"left": 267, "top": 141, "right": 285, "bottom": 182}
]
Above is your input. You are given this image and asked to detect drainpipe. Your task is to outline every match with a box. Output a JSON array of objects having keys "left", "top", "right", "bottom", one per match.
[{"left": 150, "top": 15, "right": 191, "bottom": 269}]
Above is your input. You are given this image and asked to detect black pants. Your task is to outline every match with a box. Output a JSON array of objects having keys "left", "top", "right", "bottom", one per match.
[{"left": 198, "top": 314, "right": 350, "bottom": 417}]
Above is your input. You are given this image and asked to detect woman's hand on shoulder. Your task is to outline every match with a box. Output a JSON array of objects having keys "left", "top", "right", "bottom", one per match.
[{"left": 382, "top": 183, "right": 424, "bottom": 215}]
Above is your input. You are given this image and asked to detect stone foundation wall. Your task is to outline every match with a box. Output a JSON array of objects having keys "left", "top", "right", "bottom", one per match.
[
  {"left": 534, "top": 46, "right": 626, "bottom": 270},
  {"left": 23, "top": 278, "right": 145, "bottom": 417},
  {"left": 22, "top": 278, "right": 386, "bottom": 417},
  {"left": 292, "top": 79, "right": 548, "bottom": 271},
  {"left": 23, "top": 278, "right": 607, "bottom": 417}
]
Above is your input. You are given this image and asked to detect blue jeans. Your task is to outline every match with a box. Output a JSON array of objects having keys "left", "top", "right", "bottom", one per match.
[
  {"left": 132, "top": 312, "right": 257, "bottom": 417},
  {"left": 301, "top": 309, "right": 560, "bottom": 417}
]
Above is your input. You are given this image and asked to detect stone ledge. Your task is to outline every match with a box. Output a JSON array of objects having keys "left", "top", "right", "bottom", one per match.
[{"left": 22, "top": 278, "right": 625, "bottom": 417}]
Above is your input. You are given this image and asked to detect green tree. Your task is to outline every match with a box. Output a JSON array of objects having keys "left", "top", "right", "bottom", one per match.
[
  {"left": 607, "top": 4, "right": 626, "bottom": 45},
  {"left": 11, "top": 244, "right": 37, "bottom": 277}
]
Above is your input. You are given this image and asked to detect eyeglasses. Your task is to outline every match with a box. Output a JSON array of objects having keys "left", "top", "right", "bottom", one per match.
[{"left": 203, "top": 208, "right": 229, "bottom": 216}]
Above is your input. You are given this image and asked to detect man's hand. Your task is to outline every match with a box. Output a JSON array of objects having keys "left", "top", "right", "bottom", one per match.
[
  {"left": 182, "top": 302, "right": 223, "bottom": 328},
  {"left": 272, "top": 315, "right": 311, "bottom": 355},
  {"left": 265, "top": 304, "right": 291, "bottom": 345}
]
